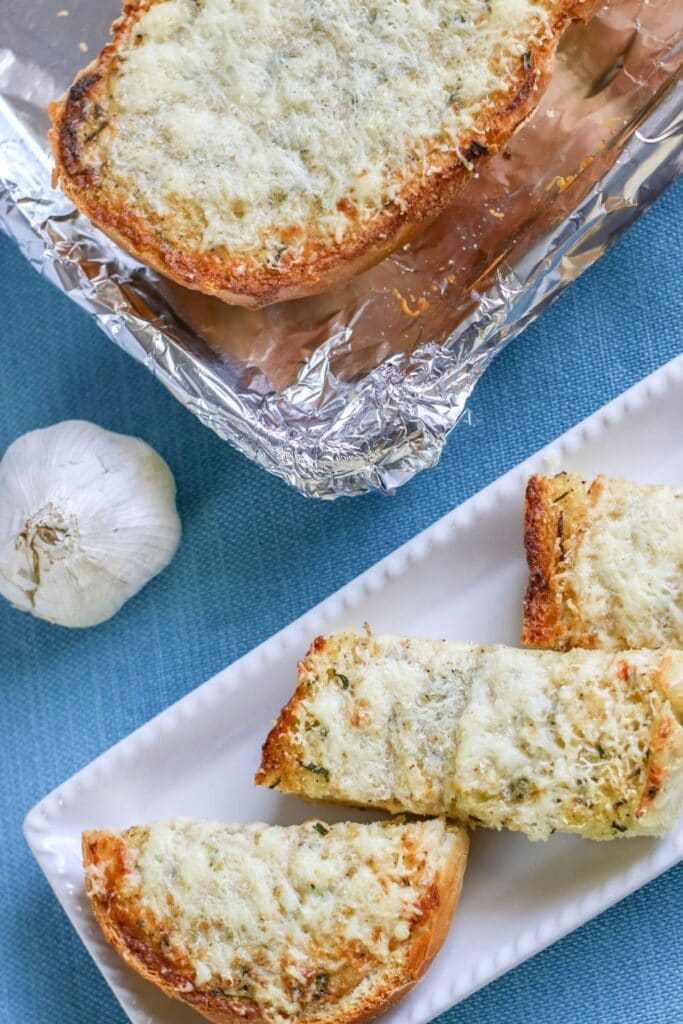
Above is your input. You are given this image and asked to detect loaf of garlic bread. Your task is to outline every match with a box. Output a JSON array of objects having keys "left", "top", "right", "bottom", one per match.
[
  {"left": 50, "top": 0, "right": 594, "bottom": 308},
  {"left": 256, "top": 630, "right": 683, "bottom": 840},
  {"left": 83, "top": 817, "right": 468, "bottom": 1024},
  {"left": 523, "top": 473, "right": 683, "bottom": 651}
]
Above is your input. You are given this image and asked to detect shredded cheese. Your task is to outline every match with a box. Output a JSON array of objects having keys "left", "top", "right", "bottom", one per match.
[
  {"left": 87, "top": 0, "right": 556, "bottom": 258},
  {"left": 566, "top": 481, "right": 683, "bottom": 649},
  {"left": 87, "top": 818, "right": 456, "bottom": 1019}
]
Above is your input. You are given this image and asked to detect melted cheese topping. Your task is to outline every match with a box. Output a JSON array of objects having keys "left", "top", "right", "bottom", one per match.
[
  {"left": 566, "top": 480, "right": 683, "bottom": 649},
  {"left": 276, "top": 632, "right": 683, "bottom": 840},
  {"left": 299, "top": 634, "right": 473, "bottom": 814},
  {"left": 88, "top": 818, "right": 454, "bottom": 1019},
  {"left": 451, "top": 647, "right": 669, "bottom": 837},
  {"left": 92, "top": 0, "right": 556, "bottom": 258}
]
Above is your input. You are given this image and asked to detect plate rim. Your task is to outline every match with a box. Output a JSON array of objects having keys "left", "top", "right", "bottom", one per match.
[{"left": 24, "top": 352, "right": 683, "bottom": 1024}]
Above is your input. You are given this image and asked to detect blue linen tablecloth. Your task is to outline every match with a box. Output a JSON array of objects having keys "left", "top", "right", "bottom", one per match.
[{"left": 1, "top": 178, "right": 682, "bottom": 1024}]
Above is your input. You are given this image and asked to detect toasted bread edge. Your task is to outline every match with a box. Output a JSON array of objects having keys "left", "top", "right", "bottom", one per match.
[
  {"left": 49, "top": 0, "right": 596, "bottom": 308},
  {"left": 82, "top": 823, "right": 469, "bottom": 1024}
]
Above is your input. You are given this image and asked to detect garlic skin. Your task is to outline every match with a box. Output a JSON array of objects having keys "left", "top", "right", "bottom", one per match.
[{"left": 0, "top": 421, "right": 181, "bottom": 628}]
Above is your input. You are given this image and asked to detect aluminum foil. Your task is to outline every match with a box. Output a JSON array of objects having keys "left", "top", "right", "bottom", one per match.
[{"left": 1, "top": 1, "right": 682, "bottom": 498}]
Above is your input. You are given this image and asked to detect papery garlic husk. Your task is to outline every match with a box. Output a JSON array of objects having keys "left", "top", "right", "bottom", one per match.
[{"left": 0, "top": 420, "right": 181, "bottom": 627}]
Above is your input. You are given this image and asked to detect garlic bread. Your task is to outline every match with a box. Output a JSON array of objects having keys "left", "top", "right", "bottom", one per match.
[
  {"left": 256, "top": 630, "right": 683, "bottom": 841},
  {"left": 83, "top": 817, "right": 468, "bottom": 1024},
  {"left": 50, "top": 0, "right": 594, "bottom": 308},
  {"left": 523, "top": 473, "right": 683, "bottom": 651}
]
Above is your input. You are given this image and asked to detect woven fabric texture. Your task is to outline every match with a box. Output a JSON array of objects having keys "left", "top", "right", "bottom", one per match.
[{"left": 0, "top": 178, "right": 682, "bottom": 1024}]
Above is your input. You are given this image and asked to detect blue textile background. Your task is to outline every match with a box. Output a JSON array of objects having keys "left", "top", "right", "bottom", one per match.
[{"left": 1, "top": 179, "right": 682, "bottom": 1024}]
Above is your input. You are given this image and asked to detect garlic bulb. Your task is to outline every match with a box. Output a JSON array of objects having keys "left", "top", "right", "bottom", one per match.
[{"left": 0, "top": 421, "right": 181, "bottom": 628}]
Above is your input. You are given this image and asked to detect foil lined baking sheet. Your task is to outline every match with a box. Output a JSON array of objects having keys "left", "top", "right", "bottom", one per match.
[{"left": 1, "top": 1, "right": 682, "bottom": 498}]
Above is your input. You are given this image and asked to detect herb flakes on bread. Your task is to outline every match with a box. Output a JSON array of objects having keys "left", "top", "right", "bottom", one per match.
[
  {"left": 83, "top": 817, "right": 468, "bottom": 1024},
  {"left": 256, "top": 629, "right": 683, "bottom": 841},
  {"left": 50, "top": 0, "right": 595, "bottom": 308}
]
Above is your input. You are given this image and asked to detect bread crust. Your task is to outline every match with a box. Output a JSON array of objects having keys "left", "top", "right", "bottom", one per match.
[
  {"left": 522, "top": 472, "right": 583, "bottom": 650},
  {"left": 49, "top": 0, "right": 596, "bottom": 308},
  {"left": 82, "top": 822, "right": 468, "bottom": 1024}
]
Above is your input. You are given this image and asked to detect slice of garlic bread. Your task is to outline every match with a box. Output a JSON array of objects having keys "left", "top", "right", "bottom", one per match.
[
  {"left": 523, "top": 473, "right": 683, "bottom": 651},
  {"left": 256, "top": 630, "right": 683, "bottom": 841},
  {"left": 83, "top": 817, "right": 468, "bottom": 1024},
  {"left": 49, "top": 0, "right": 594, "bottom": 308}
]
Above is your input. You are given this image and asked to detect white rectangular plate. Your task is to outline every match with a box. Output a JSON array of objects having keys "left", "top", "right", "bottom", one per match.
[{"left": 25, "top": 355, "right": 683, "bottom": 1024}]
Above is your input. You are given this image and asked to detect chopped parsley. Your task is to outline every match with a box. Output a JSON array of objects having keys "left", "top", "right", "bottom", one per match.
[{"left": 299, "top": 760, "right": 330, "bottom": 781}]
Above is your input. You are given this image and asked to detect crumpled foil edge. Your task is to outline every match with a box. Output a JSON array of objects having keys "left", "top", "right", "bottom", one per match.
[{"left": 1, "top": 76, "right": 681, "bottom": 499}]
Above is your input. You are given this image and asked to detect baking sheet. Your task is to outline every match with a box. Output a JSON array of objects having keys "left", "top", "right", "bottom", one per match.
[{"left": 1, "top": 0, "right": 682, "bottom": 496}]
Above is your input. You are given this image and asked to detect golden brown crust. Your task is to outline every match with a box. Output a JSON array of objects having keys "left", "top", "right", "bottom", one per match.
[
  {"left": 522, "top": 472, "right": 596, "bottom": 649},
  {"left": 49, "top": 0, "right": 596, "bottom": 308},
  {"left": 408, "top": 833, "right": 468, "bottom": 980},
  {"left": 83, "top": 823, "right": 468, "bottom": 1024},
  {"left": 522, "top": 474, "right": 562, "bottom": 648}
]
